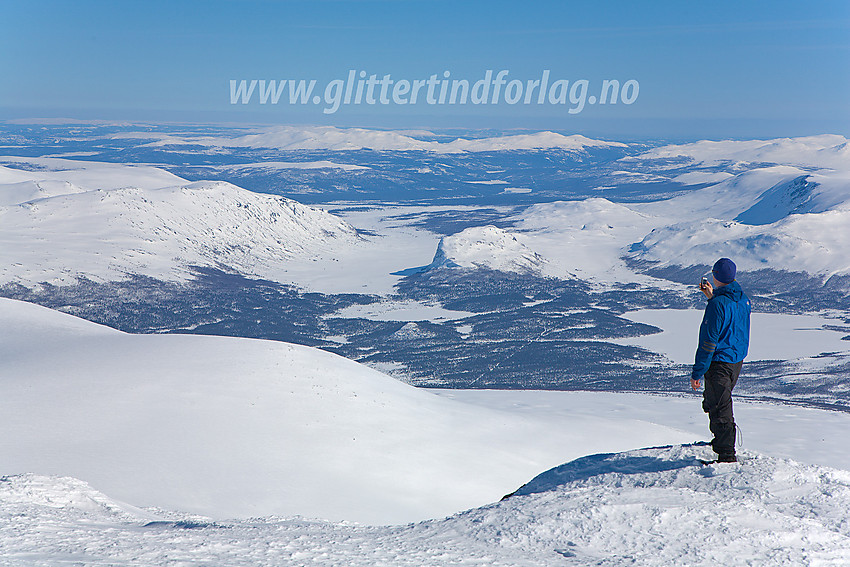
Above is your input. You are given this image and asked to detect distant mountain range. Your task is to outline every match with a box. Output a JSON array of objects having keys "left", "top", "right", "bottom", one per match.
[
  {"left": 2, "top": 130, "right": 849, "bottom": 289},
  {"left": 632, "top": 134, "right": 850, "bottom": 170},
  {"left": 111, "top": 126, "right": 628, "bottom": 153}
]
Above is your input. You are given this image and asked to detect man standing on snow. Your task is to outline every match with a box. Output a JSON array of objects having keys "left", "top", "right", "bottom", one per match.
[{"left": 691, "top": 258, "right": 751, "bottom": 463}]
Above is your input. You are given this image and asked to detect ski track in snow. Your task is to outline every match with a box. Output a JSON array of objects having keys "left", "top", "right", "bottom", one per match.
[{"left": 3, "top": 445, "right": 850, "bottom": 566}]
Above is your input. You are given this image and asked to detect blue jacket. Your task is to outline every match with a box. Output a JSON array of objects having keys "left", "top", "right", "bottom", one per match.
[{"left": 692, "top": 280, "right": 751, "bottom": 380}]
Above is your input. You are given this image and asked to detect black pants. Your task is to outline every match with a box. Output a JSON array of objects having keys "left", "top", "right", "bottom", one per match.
[{"left": 702, "top": 360, "right": 742, "bottom": 455}]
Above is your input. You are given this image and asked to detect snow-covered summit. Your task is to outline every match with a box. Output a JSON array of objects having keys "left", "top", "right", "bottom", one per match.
[
  {"left": 640, "top": 166, "right": 850, "bottom": 222},
  {"left": 0, "top": 156, "right": 187, "bottom": 192},
  {"left": 0, "top": 158, "right": 362, "bottom": 286},
  {"left": 0, "top": 178, "right": 91, "bottom": 207},
  {"left": 428, "top": 225, "right": 547, "bottom": 274},
  {"left": 507, "top": 198, "right": 656, "bottom": 283}
]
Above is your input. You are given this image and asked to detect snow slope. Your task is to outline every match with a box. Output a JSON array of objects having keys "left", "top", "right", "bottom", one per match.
[
  {"left": 4, "top": 300, "right": 850, "bottom": 563},
  {"left": 609, "top": 136, "right": 850, "bottom": 276},
  {"left": 441, "top": 389, "right": 850, "bottom": 473},
  {"left": 3, "top": 444, "right": 850, "bottom": 566},
  {"left": 0, "top": 158, "right": 362, "bottom": 286},
  {"left": 0, "top": 156, "right": 187, "bottom": 193},
  {"left": 0, "top": 298, "right": 692, "bottom": 524},
  {"left": 638, "top": 166, "right": 850, "bottom": 223}
]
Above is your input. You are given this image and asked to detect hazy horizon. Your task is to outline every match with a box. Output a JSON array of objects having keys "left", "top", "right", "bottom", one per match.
[{"left": 2, "top": 0, "right": 848, "bottom": 140}]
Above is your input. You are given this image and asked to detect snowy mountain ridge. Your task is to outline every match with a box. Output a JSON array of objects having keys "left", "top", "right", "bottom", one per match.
[{"left": 485, "top": 164, "right": 850, "bottom": 283}]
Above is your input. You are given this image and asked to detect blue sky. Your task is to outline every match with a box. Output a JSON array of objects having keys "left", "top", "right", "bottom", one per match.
[{"left": 1, "top": 0, "right": 848, "bottom": 139}]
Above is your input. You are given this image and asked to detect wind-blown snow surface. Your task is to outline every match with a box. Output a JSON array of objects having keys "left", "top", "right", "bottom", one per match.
[
  {"left": 0, "top": 298, "right": 692, "bottom": 525},
  {"left": 0, "top": 157, "right": 362, "bottom": 286},
  {"left": 4, "top": 444, "right": 850, "bottom": 566}
]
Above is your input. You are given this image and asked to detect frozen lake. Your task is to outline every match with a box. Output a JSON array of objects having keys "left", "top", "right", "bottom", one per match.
[{"left": 614, "top": 309, "right": 850, "bottom": 363}]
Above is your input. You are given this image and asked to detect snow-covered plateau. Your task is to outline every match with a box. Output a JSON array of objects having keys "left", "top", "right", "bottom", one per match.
[{"left": 632, "top": 134, "right": 850, "bottom": 170}]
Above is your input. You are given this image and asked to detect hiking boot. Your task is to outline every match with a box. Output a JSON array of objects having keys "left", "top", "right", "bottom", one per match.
[{"left": 717, "top": 454, "right": 737, "bottom": 463}]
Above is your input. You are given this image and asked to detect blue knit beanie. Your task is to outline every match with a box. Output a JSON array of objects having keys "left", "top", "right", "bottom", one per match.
[{"left": 712, "top": 258, "right": 736, "bottom": 284}]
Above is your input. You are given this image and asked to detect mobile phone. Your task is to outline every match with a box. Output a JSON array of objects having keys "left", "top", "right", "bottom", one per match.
[{"left": 700, "top": 277, "right": 709, "bottom": 286}]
